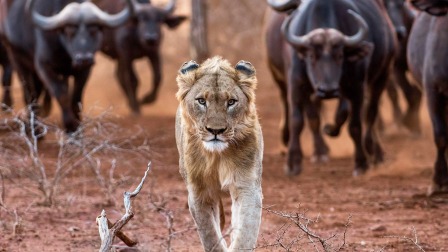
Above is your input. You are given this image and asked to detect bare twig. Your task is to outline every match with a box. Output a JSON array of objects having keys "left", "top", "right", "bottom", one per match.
[
  {"left": 0, "top": 169, "right": 5, "bottom": 207},
  {"left": 97, "top": 162, "right": 151, "bottom": 252},
  {"left": 260, "top": 206, "right": 351, "bottom": 252},
  {"left": 0, "top": 107, "right": 150, "bottom": 207},
  {"left": 383, "top": 226, "right": 426, "bottom": 252}
]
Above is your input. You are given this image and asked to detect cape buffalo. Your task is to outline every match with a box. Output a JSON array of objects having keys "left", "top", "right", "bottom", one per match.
[
  {"left": 1, "top": 0, "right": 132, "bottom": 133},
  {"left": 96, "top": 0, "right": 187, "bottom": 114},
  {"left": 383, "top": 0, "right": 422, "bottom": 134},
  {"left": 265, "top": 0, "right": 395, "bottom": 176},
  {"left": 407, "top": 0, "right": 448, "bottom": 194},
  {"left": 0, "top": 42, "right": 12, "bottom": 109}
]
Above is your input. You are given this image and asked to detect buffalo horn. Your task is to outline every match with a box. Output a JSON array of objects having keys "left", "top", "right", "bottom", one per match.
[
  {"left": 342, "top": 10, "right": 369, "bottom": 46},
  {"left": 281, "top": 10, "right": 311, "bottom": 47},
  {"left": 27, "top": 0, "right": 133, "bottom": 30},
  {"left": 87, "top": 0, "right": 133, "bottom": 27},
  {"left": 267, "top": 0, "right": 299, "bottom": 12},
  {"left": 164, "top": 0, "right": 176, "bottom": 14}
]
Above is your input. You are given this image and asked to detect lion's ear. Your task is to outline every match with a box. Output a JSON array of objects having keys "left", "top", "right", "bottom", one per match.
[
  {"left": 235, "top": 60, "right": 257, "bottom": 101},
  {"left": 236, "top": 60, "right": 256, "bottom": 77},
  {"left": 180, "top": 60, "right": 199, "bottom": 74},
  {"left": 176, "top": 61, "right": 199, "bottom": 101}
]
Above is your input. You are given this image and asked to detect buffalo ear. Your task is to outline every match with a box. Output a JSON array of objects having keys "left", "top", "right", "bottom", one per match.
[
  {"left": 176, "top": 60, "right": 199, "bottom": 100},
  {"left": 345, "top": 41, "right": 373, "bottom": 62},
  {"left": 411, "top": 0, "right": 448, "bottom": 16},
  {"left": 165, "top": 15, "right": 188, "bottom": 29},
  {"left": 296, "top": 46, "right": 308, "bottom": 59}
]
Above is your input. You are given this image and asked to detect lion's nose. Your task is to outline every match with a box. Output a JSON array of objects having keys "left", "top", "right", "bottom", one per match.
[{"left": 206, "top": 127, "right": 227, "bottom": 135}]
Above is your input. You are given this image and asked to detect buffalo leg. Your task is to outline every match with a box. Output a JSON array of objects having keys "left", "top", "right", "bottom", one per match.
[
  {"left": 140, "top": 51, "right": 162, "bottom": 105},
  {"left": 324, "top": 98, "right": 350, "bottom": 137},
  {"left": 305, "top": 99, "right": 329, "bottom": 163},
  {"left": 345, "top": 83, "right": 368, "bottom": 176},
  {"left": 35, "top": 63, "right": 79, "bottom": 133},
  {"left": 386, "top": 80, "right": 403, "bottom": 125},
  {"left": 116, "top": 59, "right": 140, "bottom": 114},
  {"left": 269, "top": 63, "right": 289, "bottom": 146},
  {"left": 39, "top": 89, "right": 52, "bottom": 118},
  {"left": 364, "top": 73, "right": 388, "bottom": 164},
  {"left": 1, "top": 63, "right": 13, "bottom": 109},
  {"left": 285, "top": 63, "right": 306, "bottom": 176},
  {"left": 72, "top": 69, "right": 91, "bottom": 121},
  {"left": 394, "top": 65, "right": 422, "bottom": 134},
  {"left": 427, "top": 90, "right": 448, "bottom": 194}
]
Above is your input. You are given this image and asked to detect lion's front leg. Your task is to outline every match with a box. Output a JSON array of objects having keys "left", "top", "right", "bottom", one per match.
[
  {"left": 188, "top": 191, "right": 227, "bottom": 252},
  {"left": 228, "top": 186, "right": 262, "bottom": 251}
]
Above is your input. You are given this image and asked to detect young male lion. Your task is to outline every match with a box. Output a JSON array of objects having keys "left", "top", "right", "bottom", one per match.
[{"left": 175, "top": 56, "right": 263, "bottom": 251}]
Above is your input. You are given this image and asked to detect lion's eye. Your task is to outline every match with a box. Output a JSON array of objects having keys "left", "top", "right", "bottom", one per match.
[
  {"left": 197, "top": 98, "right": 206, "bottom": 105},
  {"left": 227, "top": 99, "right": 237, "bottom": 106}
]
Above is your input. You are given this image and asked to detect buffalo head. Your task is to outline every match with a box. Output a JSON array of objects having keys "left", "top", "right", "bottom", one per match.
[
  {"left": 384, "top": 0, "right": 415, "bottom": 40},
  {"left": 130, "top": 0, "right": 187, "bottom": 48},
  {"left": 282, "top": 9, "right": 373, "bottom": 99},
  {"left": 27, "top": 0, "right": 133, "bottom": 69}
]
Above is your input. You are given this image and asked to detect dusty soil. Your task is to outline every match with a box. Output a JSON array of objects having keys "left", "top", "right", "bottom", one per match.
[{"left": 1, "top": 1, "right": 448, "bottom": 251}]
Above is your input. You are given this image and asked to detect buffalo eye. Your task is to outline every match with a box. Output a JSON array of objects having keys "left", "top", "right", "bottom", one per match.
[
  {"left": 87, "top": 25, "right": 100, "bottom": 36},
  {"left": 196, "top": 98, "right": 206, "bottom": 105},
  {"left": 227, "top": 99, "right": 237, "bottom": 107},
  {"left": 64, "top": 25, "right": 78, "bottom": 38}
]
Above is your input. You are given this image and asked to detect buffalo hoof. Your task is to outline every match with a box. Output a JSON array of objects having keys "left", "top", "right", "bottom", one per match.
[
  {"left": 427, "top": 182, "right": 448, "bottom": 197},
  {"left": 372, "top": 149, "right": 384, "bottom": 164},
  {"left": 402, "top": 112, "right": 421, "bottom": 136},
  {"left": 130, "top": 106, "right": 141, "bottom": 117},
  {"left": 365, "top": 138, "right": 384, "bottom": 164},
  {"left": 323, "top": 124, "right": 341, "bottom": 137},
  {"left": 284, "top": 163, "right": 302, "bottom": 176},
  {"left": 352, "top": 167, "right": 367, "bottom": 177},
  {"left": 311, "top": 154, "right": 329, "bottom": 164},
  {"left": 2, "top": 96, "right": 12, "bottom": 110},
  {"left": 140, "top": 93, "right": 157, "bottom": 105}
]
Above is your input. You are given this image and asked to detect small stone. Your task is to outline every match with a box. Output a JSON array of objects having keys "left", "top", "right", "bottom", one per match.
[
  {"left": 370, "top": 225, "right": 387, "bottom": 232},
  {"left": 68, "top": 226, "right": 80, "bottom": 232}
]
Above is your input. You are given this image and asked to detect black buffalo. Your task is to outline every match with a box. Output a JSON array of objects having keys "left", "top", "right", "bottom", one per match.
[
  {"left": 383, "top": 0, "right": 422, "bottom": 134},
  {"left": 265, "top": 0, "right": 395, "bottom": 176},
  {"left": 407, "top": 0, "right": 448, "bottom": 194},
  {"left": 97, "top": 0, "right": 187, "bottom": 114},
  {"left": 0, "top": 42, "right": 12, "bottom": 109},
  {"left": 1, "top": 0, "right": 132, "bottom": 133}
]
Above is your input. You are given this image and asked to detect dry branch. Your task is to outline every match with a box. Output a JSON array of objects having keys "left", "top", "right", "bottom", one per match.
[
  {"left": 97, "top": 162, "right": 151, "bottom": 252},
  {"left": 260, "top": 206, "right": 351, "bottom": 252},
  {"left": 0, "top": 107, "right": 150, "bottom": 206},
  {"left": 383, "top": 226, "right": 426, "bottom": 252}
]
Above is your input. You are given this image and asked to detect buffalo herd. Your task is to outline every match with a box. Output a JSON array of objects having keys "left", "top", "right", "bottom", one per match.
[{"left": 0, "top": 0, "right": 447, "bottom": 193}]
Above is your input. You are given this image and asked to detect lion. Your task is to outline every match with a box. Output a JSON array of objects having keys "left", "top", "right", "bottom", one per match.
[{"left": 175, "top": 56, "right": 263, "bottom": 251}]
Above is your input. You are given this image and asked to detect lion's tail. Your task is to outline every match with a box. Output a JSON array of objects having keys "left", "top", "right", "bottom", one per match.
[{"left": 219, "top": 198, "right": 225, "bottom": 231}]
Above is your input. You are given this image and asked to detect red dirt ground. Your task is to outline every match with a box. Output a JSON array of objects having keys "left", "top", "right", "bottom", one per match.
[{"left": 1, "top": 1, "right": 447, "bottom": 251}]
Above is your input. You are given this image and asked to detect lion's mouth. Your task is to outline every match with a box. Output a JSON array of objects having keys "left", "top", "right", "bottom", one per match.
[{"left": 203, "top": 138, "right": 229, "bottom": 152}]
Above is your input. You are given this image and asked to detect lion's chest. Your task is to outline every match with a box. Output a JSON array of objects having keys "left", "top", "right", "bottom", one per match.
[{"left": 185, "top": 152, "right": 257, "bottom": 201}]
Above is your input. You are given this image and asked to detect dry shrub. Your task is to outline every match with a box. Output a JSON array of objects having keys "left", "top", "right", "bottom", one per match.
[
  {"left": 0, "top": 106, "right": 151, "bottom": 207},
  {"left": 259, "top": 206, "right": 351, "bottom": 251}
]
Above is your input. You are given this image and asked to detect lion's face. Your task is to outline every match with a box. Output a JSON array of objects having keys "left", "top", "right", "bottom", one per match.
[{"left": 176, "top": 57, "right": 257, "bottom": 153}]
